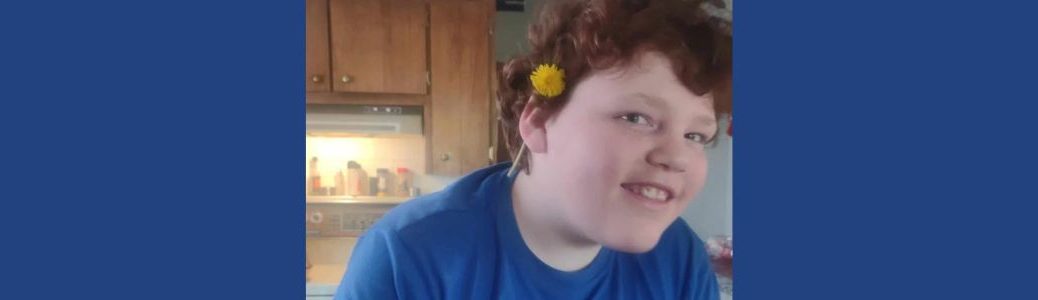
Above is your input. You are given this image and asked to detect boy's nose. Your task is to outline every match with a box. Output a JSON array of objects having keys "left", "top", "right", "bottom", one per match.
[{"left": 646, "top": 137, "right": 690, "bottom": 173}]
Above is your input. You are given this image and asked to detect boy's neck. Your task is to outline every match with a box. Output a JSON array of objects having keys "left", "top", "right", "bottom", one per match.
[{"left": 511, "top": 172, "right": 602, "bottom": 272}]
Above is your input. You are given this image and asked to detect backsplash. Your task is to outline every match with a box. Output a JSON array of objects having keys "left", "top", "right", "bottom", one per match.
[{"left": 305, "top": 135, "right": 458, "bottom": 198}]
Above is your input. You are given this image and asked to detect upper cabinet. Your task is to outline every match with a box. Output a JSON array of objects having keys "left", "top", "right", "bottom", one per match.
[
  {"left": 429, "top": 0, "right": 493, "bottom": 175},
  {"left": 328, "top": 0, "right": 429, "bottom": 94},
  {"left": 306, "top": 0, "right": 332, "bottom": 92}
]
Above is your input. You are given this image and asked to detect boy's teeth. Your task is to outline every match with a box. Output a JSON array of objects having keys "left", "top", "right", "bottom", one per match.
[{"left": 639, "top": 186, "right": 668, "bottom": 201}]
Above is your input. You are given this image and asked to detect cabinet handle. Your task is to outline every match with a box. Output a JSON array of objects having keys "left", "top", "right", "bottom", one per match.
[
  {"left": 310, "top": 75, "right": 323, "bottom": 83},
  {"left": 440, "top": 153, "right": 451, "bottom": 162},
  {"left": 340, "top": 75, "right": 352, "bottom": 83}
]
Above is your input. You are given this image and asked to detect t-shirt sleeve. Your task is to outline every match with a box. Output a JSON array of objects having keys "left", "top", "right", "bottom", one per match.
[{"left": 334, "top": 229, "right": 400, "bottom": 300}]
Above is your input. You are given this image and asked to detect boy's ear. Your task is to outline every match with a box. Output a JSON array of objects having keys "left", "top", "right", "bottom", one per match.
[{"left": 517, "top": 97, "right": 551, "bottom": 154}]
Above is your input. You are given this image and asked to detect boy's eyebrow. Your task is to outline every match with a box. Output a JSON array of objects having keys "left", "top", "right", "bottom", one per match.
[
  {"left": 626, "top": 93, "right": 717, "bottom": 126},
  {"left": 626, "top": 93, "right": 668, "bottom": 111}
]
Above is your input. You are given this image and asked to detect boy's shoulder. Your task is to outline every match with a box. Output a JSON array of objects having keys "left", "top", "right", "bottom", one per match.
[
  {"left": 367, "top": 163, "right": 511, "bottom": 244},
  {"left": 337, "top": 164, "right": 512, "bottom": 300}
]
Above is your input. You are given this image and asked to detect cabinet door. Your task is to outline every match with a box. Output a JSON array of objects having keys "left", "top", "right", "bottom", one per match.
[
  {"left": 306, "top": 0, "right": 332, "bottom": 92},
  {"left": 429, "top": 0, "right": 492, "bottom": 176},
  {"left": 329, "top": 0, "right": 429, "bottom": 94}
]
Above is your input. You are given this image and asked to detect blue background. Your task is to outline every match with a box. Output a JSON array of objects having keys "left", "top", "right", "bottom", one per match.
[{"left": 2, "top": 0, "right": 1037, "bottom": 299}]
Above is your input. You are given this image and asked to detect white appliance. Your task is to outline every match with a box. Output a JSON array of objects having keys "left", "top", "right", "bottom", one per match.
[{"left": 306, "top": 104, "right": 422, "bottom": 136}]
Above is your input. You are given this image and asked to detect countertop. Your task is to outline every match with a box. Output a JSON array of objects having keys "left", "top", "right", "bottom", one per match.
[
  {"left": 307, "top": 263, "right": 346, "bottom": 296},
  {"left": 306, "top": 282, "right": 337, "bottom": 297}
]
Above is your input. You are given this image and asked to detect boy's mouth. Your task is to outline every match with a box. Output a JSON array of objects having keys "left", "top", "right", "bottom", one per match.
[{"left": 620, "top": 182, "right": 674, "bottom": 202}]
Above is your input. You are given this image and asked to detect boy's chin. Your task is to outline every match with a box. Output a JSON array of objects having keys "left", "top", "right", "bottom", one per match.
[{"left": 601, "top": 233, "right": 663, "bottom": 254}]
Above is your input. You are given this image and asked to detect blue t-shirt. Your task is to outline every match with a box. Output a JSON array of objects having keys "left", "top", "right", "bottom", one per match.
[{"left": 335, "top": 163, "right": 720, "bottom": 299}]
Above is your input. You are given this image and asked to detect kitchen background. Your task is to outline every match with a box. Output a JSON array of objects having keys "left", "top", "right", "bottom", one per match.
[{"left": 305, "top": 0, "right": 732, "bottom": 299}]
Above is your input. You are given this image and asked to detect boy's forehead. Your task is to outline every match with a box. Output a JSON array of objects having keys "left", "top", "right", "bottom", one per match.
[
  {"left": 584, "top": 62, "right": 714, "bottom": 112},
  {"left": 592, "top": 53, "right": 691, "bottom": 94},
  {"left": 596, "top": 57, "right": 670, "bottom": 82}
]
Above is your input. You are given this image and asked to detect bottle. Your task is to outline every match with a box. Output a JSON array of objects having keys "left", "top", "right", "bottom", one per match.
[
  {"left": 375, "top": 169, "right": 386, "bottom": 197},
  {"left": 346, "top": 161, "right": 366, "bottom": 196},
  {"left": 334, "top": 170, "right": 345, "bottom": 196},
  {"left": 309, "top": 157, "right": 321, "bottom": 194},
  {"left": 357, "top": 168, "right": 370, "bottom": 196},
  {"left": 396, "top": 168, "right": 412, "bottom": 197},
  {"left": 346, "top": 161, "right": 359, "bottom": 196},
  {"left": 368, "top": 177, "right": 378, "bottom": 197}
]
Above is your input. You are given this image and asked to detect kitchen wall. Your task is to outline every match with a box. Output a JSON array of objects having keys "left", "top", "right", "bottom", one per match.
[
  {"left": 681, "top": 117, "right": 733, "bottom": 239},
  {"left": 494, "top": 0, "right": 541, "bottom": 61}
]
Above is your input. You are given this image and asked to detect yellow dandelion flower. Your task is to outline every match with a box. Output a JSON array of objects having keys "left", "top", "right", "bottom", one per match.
[{"left": 530, "top": 64, "right": 566, "bottom": 98}]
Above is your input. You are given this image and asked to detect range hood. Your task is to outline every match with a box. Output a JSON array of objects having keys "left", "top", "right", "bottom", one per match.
[{"left": 306, "top": 104, "right": 423, "bottom": 136}]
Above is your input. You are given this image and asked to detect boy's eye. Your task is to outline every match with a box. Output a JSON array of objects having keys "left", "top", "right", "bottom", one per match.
[
  {"left": 619, "top": 113, "right": 651, "bottom": 126},
  {"left": 686, "top": 133, "right": 709, "bottom": 144}
]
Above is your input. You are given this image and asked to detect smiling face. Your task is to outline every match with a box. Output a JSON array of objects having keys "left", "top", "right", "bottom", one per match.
[{"left": 521, "top": 51, "right": 718, "bottom": 253}]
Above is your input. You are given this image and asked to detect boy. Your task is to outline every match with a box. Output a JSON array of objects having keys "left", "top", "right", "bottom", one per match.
[{"left": 336, "top": 0, "right": 731, "bottom": 298}]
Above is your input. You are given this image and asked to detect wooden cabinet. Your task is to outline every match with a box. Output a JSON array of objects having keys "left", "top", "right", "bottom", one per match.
[
  {"left": 429, "top": 0, "right": 494, "bottom": 175},
  {"left": 306, "top": 0, "right": 331, "bottom": 92},
  {"left": 308, "top": 0, "right": 429, "bottom": 95},
  {"left": 329, "top": 0, "right": 428, "bottom": 94},
  {"left": 305, "top": 0, "right": 494, "bottom": 177}
]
